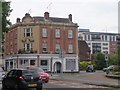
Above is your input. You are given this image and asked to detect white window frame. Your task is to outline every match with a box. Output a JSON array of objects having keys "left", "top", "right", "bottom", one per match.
[
  {"left": 55, "top": 43, "right": 60, "bottom": 52},
  {"left": 68, "top": 30, "right": 73, "bottom": 38},
  {"left": 24, "top": 43, "right": 32, "bottom": 50},
  {"left": 55, "top": 29, "right": 60, "bottom": 38},
  {"left": 42, "top": 43, "right": 47, "bottom": 52},
  {"left": 68, "top": 44, "right": 73, "bottom": 53},
  {"left": 24, "top": 28, "right": 32, "bottom": 37},
  {"left": 42, "top": 28, "right": 47, "bottom": 37}
]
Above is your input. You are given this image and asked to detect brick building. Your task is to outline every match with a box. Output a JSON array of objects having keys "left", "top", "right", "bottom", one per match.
[
  {"left": 4, "top": 12, "right": 79, "bottom": 72},
  {"left": 78, "top": 40, "right": 90, "bottom": 61}
]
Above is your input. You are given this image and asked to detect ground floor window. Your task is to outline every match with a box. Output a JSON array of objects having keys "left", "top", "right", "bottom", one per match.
[
  {"left": 41, "top": 60, "right": 48, "bottom": 66},
  {"left": 19, "top": 59, "right": 29, "bottom": 68},
  {"left": 66, "top": 59, "right": 76, "bottom": 71},
  {"left": 30, "top": 60, "right": 35, "bottom": 65}
]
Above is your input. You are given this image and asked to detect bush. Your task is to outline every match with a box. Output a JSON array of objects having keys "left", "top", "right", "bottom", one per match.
[
  {"left": 112, "top": 72, "right": 120, "bottom": 75},
  {"left": 80, "top": 61, "right": 91, "bottom": 70},
  {"left": 113, "top": 65, "right": 120, "bottom": 72}
]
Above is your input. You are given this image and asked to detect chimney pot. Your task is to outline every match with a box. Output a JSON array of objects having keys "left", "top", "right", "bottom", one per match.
[
  {"left": 16, "top": 18, "right": 20, "bottom": 23},
  {"left": 44, "top": 12, "right": 49, "bottom": 19},
  {"left": 69, "top": 14, "right": 72, "bottom": 22},
  {"left": 25, "top": 13, "right": 30, "bottom": 16}
]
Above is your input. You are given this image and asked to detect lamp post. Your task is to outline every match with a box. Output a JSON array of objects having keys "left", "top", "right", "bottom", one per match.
[
  {"left": 16, "top": 55, "right": 18, "bottom": 68},
  {"left": 51, "top": 57, "right": 53, "bottom": 76},
  {"left": 50, "top": 51, "right": 53, "bottom": 76}
]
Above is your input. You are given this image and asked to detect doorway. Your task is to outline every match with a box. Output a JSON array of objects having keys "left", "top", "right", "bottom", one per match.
[{"left": 54, "top": 62, "right": 62, "bottom": 73}]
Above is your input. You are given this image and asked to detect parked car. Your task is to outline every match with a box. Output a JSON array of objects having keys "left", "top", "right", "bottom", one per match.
[
  {"left": 0, "top": 67, "right": 5, "bottom": 80},
  {"left": 86, "top": 65, "right": 95, "bottom": 72},
  {"left": 2, "top": 68, "right": 43, "bottom": 90},
  {"left": 26, "top": 66, "right": 49, "bottom": 83},
  {"left": 103, "top": 65, "right": 114, "bottom": 72}
]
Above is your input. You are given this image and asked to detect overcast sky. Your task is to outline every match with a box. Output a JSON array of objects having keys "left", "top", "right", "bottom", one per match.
[{"left": 6, "top": 0, "right": 119, "bottom": 33}]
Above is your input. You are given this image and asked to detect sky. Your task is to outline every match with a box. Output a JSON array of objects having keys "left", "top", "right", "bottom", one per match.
[{"left": 5, "top": 0, "right": 119, "bottom": 33}]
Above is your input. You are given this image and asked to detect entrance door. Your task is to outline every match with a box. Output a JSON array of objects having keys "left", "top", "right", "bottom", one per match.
[{"left": 54, "top": 62, "right": 61, "bottom": 73}]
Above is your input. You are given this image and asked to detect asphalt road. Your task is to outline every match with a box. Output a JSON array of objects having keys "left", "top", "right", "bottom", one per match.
[
  {"left": 0, "top": 71, "right": 118, "bottom": 90},
  {"left": 0, "top": 80, "right": 109, "bottom": 90},
  {"left": 51, "top": 70, "right": 119, "bottom": 86}
]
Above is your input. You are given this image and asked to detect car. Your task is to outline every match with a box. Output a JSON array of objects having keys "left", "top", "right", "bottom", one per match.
[
  {"left": 0, "top": 67, "right": 5, "bottom": 80},
  {"left": 26, "top": 66, "right": 49, "bottom": 83},
  {"left": 2, "top": 68, "right": 43, "bottom": 90},
  {"left": 86, "top": 65, "right": 95, "bottom": 72},
  {"left": 103, "top": 65, "right": 114, "bottom": 72}
]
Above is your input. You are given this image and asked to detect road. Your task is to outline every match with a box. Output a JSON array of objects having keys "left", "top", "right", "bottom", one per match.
[
  {"left": 0, "top": 80, "right": 112, "bottom": 90},
  {"left": 43, "top": 80, "right": 108, "bottom": 88},
  {"left": 50, "top": 71, "right": 119, "bottom": 86},
  {"left": 0, "top": 71, "right": 118, "bottom": 90}
]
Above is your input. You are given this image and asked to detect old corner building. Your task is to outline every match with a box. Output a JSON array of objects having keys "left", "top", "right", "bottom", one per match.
[{"left": 4, "top": 12, "right": 79, "bottom": 73}]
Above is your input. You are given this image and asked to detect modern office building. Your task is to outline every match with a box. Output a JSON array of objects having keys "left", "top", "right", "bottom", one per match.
[
  {"left": 78, "top": 29, "right": 119, "bottom": 56},
  {"left": 4, "top": 12, "right": 79, "bottom": 72}
]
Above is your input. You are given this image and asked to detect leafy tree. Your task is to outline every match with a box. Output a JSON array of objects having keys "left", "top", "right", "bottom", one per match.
[
  {"left": 94, "top": 52, "right": 106, "bottom": 70},
  {"left": 118, "top": 42, "right": 120, "bottom": 66},
  {"left": 0, "top": 1, "right": 12, "bottom": 53},
  {"left": 2, "top": 1, "right": 12, "bottom": 33},
  {"left": 108, "top": 54, "right": 118, "bottom": 65}
]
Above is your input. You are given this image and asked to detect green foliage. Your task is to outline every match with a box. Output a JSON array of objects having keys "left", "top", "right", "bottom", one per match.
[
  {"left": 0, "top": 1, "right": 12, "bottom": 53},
  {"left": 112, "top": 72, "right": 120, "bottom": 75},
  {"left": 94, "top": 52, "right": 106, "bottom": 70},
  {"left": 80, "top": 61, "right": 91, "bottom": 70},
  {"left": 108, "top": 54, "right": 118, "bottom": 65},
  {"left": 2, "top": 1, "right": 12, "bottom": 32},
  {"left": 113, "top": 65, "right": 120, "bottom": 72},
  {"left": 118, "top": 44, "right": 120, "bottom": 65}
]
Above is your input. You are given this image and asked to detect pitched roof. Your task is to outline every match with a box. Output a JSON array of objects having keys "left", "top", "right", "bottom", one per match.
[{"left": 33, "top": 17, "right": 70, "bottom": 23}]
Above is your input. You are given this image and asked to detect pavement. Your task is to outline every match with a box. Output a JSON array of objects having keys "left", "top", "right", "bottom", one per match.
[{"left": 49, "top": 71, "right": 120, "bottom": 88}]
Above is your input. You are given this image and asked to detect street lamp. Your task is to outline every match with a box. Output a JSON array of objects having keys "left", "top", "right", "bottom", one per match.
[
  {"left": 51, "top": 57, "right": 53, "bottom": 76},
  {"left": 50, "top": 51, "right": 53, "bottom": 76}
]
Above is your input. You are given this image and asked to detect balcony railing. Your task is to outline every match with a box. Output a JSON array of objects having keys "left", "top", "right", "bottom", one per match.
[{"left": 18, "top": 49, "right": 37, "bottom": 54}]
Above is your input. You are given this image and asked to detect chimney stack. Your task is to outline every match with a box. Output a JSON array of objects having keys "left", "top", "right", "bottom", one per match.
[
  {"left": 16, "top": 18, "right": 20, "bottom": 23},
  {"left": 25, "top": 13, "right": 30, "bottom": 17},
  {"left": 68, "top": 14, "right": 72, "bottom": 22},
  {"left": 44, "top": 12, "right": 49, "bottom": 19}
]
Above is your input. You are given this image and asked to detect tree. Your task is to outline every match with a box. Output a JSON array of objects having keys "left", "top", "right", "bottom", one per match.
[
  {"left": 0, "top": 1, "right": 12, "bottom": 53},
  {"left": 118, "top": 41, "right": 120, "bottom": 66},
  {"left": 94, "top": 52, "right": 106, "bottom": 70},
  {"left": 108, "top": 54, "right": 118, "bottom": 65},
  {"left": 2, "top": 1, "right": 12, "bottom": 33}
]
